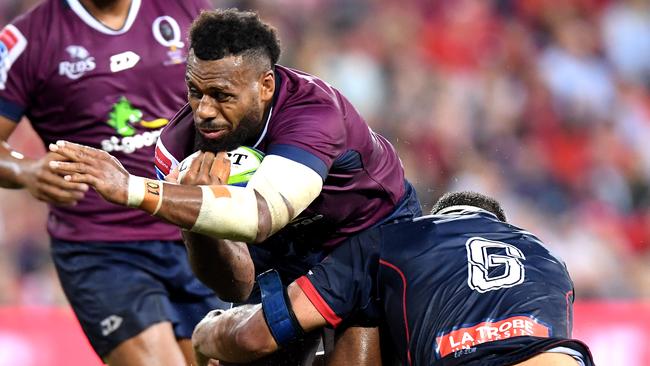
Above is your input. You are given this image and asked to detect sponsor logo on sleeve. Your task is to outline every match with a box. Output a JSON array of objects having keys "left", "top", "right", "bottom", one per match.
[
  {"left": 435, "top": 315, "right": 550, "bottom": 358},
  {"left": 59, "top": 45, "right": 96, "bottom": 80},
  {"left": 154, "top": 140, "right": 179, "bottom": 179},
  {"left": 0, "top": 25, "right": 28, "bottom": 90}
]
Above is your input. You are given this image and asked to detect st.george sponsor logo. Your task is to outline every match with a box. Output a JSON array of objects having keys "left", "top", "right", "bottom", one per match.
[
  {"left": 102, "top": 97, "right": 169, "bottom": 154},
  {"left": 59, "top": 45, "right": 96, "bottom": 80},
  {"left": 101, "top": 129, "right": 161, "bottom": 154},
  {"left": 435, "top": 315, "right": 550, "bottom": 358}
]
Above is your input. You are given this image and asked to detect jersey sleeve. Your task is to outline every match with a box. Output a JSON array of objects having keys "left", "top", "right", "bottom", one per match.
[
  {"left": 295, "top": 227, "right": 381, "bottom": 328},
  {"left": 267, "top": 105, "right": 346, "bottom": 180},
  {"left": 154, "top": 104, "right": 194, "bottom": 178},
  {"left": 0, "top": 20, "right": 33, "bottom": 123}
]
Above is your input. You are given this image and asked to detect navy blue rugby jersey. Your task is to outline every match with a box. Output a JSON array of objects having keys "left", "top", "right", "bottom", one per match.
[{"left": 297, "top": 208, "right": 592, "bottom": 365}]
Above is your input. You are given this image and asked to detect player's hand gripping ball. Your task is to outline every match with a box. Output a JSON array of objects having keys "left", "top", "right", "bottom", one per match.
[{"left": 177, "top": 146, "right": 264, "bottom": 187}]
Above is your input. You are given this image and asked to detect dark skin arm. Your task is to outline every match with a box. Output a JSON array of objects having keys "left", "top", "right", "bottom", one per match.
[
  {"left": 0, "top": 116, "right": 87, "bottom": 204},
  {"left": 183, "top": 232, "right": 254, "bottom": 302},
  {"left": 48, "top": 140, "right": 274, "bottom": 242},
  {"left": 163, "top": 151, "right": 256, "bottom": 302},
  {"left": 192, "top": 282, "right": 327, "bottom": 364}
]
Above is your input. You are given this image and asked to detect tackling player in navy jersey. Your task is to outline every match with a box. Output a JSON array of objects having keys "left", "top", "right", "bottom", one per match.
[{"left": 191, "top": 191, "right": 594, "bottom": 366}]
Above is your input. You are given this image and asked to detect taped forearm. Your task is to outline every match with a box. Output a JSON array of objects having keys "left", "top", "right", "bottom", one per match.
[
  {"left": 127, "top": 176, "right": 259, "bottom": 242},
  {"left": 192, "top": 185, "right": 259, "bottom": 242},
  {"left": 247, "top": 155, "right": 323, "bottom": 236},
  {"left": 126, "top": 155, "right": 322, "bottom": 242}
]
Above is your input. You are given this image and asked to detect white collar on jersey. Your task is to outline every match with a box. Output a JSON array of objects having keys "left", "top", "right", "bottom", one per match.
[
  {"left": 435, "top": 205, "right": 496, "bottom": 218},
  {"left": 66, "top": 0, "right": 142, "bottom": 35},
  {"left": 252, "top": 106, "right": 273, "bottom": 149}
]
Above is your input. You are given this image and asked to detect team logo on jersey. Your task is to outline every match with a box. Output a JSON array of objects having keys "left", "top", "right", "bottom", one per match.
[
  {"left": 110, "top": 51, "right": 140, "bottom": 73},
  {"left": 0, "top": 25, "right": 27, "bottom": 90},
  {"left": 435, "top": 316, "right": 550, "bottom": 358},
  {"left": 59, "top": 45, "right": 96, "bottom": 80},
  {"left": 101, "top": 97, "right": 169, "bottom": 154},
  {"left": 152, "top": 16, "right": 185, "bottom": 65}
]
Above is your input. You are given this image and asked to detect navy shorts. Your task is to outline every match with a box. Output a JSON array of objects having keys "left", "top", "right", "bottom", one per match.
[{"left": 51, "top": 239, "right": 230, "bottom": 357}]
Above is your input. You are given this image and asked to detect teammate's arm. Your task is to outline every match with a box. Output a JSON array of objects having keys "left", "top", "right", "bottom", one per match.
[
  {"left": 0, "top": 116, "right": 87, "bottom": 204},
  {"left": 48, "top": 141, "right": 323, "bottom": 243},
  {"left": 192, "top": 282, "right": 327, "bottom": 364}
]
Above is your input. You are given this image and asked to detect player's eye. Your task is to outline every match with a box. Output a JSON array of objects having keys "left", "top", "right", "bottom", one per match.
[
  {"left": 213, "top": 92, "right": 233, "bottom": 102},
  {"left": 188, "top": 86, "right": 202, "bottom": 99}
]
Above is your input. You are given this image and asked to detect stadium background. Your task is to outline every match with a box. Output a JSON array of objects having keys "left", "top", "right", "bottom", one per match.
[{"left": 1, "top": 0, "right": 649, "bottom": 364}]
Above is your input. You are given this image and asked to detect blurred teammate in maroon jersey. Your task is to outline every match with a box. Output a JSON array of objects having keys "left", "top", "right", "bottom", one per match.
[{"left": 0, "top": 1, "right": 229, "bottom": 364}]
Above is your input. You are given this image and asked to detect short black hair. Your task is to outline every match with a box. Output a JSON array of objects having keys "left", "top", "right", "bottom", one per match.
[
  {"left": 431, "top": 191, "right": 507, "bottom": 222},
  {"left": 189, "top": 9, "right": 281, "bottom": 70}
]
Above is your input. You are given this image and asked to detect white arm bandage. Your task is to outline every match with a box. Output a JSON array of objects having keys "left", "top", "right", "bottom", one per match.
[
  {"left": 192, "top": 185, "right": 259, "bottom": 242},
  {"left": 190, "top": 155, "right": 323, "bottom": 241},
  {"left": 247, "top": 155, "right": 323, "bottom": 235}
]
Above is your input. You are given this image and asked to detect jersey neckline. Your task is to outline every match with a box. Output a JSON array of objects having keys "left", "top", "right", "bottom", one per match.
[{"left": 66, "top": 0, "right": 142, "bottom": 35}]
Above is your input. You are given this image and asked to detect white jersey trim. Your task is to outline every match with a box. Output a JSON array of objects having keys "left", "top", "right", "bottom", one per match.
[
  {"left": 66, "top": 0, "right": 142, "bottom": 35},
  {"left": 252, "top": 106, "right": 272, "bottom": 149}
]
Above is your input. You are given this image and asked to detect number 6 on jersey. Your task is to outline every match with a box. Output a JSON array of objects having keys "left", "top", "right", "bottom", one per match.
[{"left": 466, "top": 237, "right": 526, "bottom": 293}]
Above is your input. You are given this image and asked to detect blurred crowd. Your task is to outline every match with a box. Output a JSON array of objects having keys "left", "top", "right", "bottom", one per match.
[{"left": 2, "top": 0, "right": 650, "bottom": 305}]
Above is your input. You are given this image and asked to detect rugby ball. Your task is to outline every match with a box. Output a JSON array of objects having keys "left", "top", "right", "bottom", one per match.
[{"left": 177, "top": 146, "right": 264, "bottom": 187}]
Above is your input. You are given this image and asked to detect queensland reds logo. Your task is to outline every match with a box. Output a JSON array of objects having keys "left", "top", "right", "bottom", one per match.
[{"left": 152, "top": 16, "right": 186, "bottom": 66}]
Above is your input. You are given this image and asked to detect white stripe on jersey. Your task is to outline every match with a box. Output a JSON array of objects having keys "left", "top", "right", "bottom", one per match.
[{"left": 66, "top": 0, "right": 142, "bottom": 35}]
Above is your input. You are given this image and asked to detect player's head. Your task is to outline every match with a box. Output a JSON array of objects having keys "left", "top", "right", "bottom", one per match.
[
  {"left": 186, "top": 9, "right": 281, "bottom": 152},
  {"left": 431, "top": 191, "right": 507, "bottom": 222}
]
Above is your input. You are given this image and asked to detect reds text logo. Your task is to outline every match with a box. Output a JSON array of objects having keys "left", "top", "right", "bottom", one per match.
[{"left": 59, "top": 45, "right": 96, "bottom": 80}]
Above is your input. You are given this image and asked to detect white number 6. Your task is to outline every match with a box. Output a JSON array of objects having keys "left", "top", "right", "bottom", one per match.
[{"left": 466, "top": 237, "right": 525, "bottom": 293}]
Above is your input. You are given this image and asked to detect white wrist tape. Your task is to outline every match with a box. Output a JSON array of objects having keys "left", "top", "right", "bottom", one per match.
[{"left": 127, "top": 175, "right": 146, "bottom": 207}]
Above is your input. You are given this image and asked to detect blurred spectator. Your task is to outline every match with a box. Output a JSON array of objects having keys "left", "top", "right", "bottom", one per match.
[{"left": 1, "top": 0, "right": 650, "bottom": 303}]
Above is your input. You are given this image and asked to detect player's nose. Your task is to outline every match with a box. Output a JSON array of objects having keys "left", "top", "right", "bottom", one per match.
[{"left": 196, "top": 95, "right": 220, "bottom": 121}]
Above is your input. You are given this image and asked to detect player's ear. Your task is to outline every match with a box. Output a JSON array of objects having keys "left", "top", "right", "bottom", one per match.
[{"left": 259, "top": 70, "right": 275, "bottom": 103}]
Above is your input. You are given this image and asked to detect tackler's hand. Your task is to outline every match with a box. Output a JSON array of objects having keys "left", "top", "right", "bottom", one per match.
[
  {"left": 179, "top": 151, "right": 231, "bottom": 186},
  {"left": 48, "top": 140, "right": 130, "bottom": 205},
  {"left": 193, "top": 309, "right": 225, "bottom": 365}
]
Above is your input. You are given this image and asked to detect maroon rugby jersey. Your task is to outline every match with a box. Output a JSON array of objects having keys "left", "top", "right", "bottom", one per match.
[
  {"left": 156, "top": 65, "right": 408, "bottom": 249},
  {"left": 0, "top": 0, "right": 211, "bottom": 242}
]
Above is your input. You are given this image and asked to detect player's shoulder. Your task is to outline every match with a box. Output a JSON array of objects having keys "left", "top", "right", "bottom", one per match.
[
  {"left": 157, "top": 104, "right": 194, "bottom": 163},
  {"left": 273, "top": 65, "right": 343, "bottom": 113},
  {"left": 161, "top": 104, "right": 193, "bottom": 133},
  {"left": 5, "top": 0, "right": 59, "bottom": 34},
  {"left": 266, "top": 65, "right": 346, "bottom": 142},
  {"left": 159, "top": 104, "right": 193, "bottom": 144}
]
